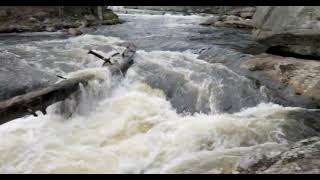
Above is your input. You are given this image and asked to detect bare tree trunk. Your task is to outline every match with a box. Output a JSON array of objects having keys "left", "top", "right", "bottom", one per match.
[
  {"left": 97, "top": 6, "right": 103, "bottom": 21},
  {"left": 58, "top": 6, "right": 63, "bottom": 17},
  {"left": 0, "top": 43, "right": 136, "bottom": 125}
]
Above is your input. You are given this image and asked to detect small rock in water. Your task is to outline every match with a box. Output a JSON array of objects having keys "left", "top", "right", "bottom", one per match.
[
  {"left": 226, "top": 15, "right": 241, "bottom": 21},
  {"left": 68, "top": 28, "right": 83, "bottom": 36},
  {"left": 214, "top": 21, "right": 224, "bottom": 27},
  {"left": 45, "top": 26, "right": 56, "bottom": 32},
  {"left": 28, "top": 17, "right": 38, "bottom": 23},
  {"left": 240, "top": 12, "right": 254, "bottom": 19},
  {"left": 200, "top": 16, "right": 221, "bottom": 26}
]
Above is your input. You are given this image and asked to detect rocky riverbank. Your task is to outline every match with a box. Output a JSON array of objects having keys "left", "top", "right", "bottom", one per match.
[
  {"left": 253, "top": 6, "right": 320, "bottom": 59},
  {"left": 200, "top": 7, "right": 256, "bottom": 29},
  {"left": 238, "top": 136, "right": 320, "bottom": 174},
  {"left": 248, "top": 7, "right": 320, "bottom": 109},
  {"left": 199, "top": 6, "right": 320, "bottom": 110},
  {"left": 199, "top": 52, "right": 320, "bottom": 110},
  {"left": 0, "top": 6, "right": 120, "bottom": 34},
  {"left": 126, "top": 6, "right": 247, "bottom": 14},
  {"left": 198, "top": 7, "right": 320, "bottom": 173}
]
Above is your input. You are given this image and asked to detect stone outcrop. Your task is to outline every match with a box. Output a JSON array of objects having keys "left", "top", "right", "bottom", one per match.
[
  {"left": 252, "top": 6, "right": 320, "bottom": 58},
  {"left": 0, "top": 57, "right": 58, "bottom": 101},
  {"left": 201, "top": 17, "right": 254, "bottom": 29},
  {"left": 67, "top": 28, "right": 83, "bottom": 36},
  {"left": 126, "top": 6, "right": 252, "bottom": 15},
  {"left": 228, "top": 6, "right": 256, "bottom": 18},
  {"left": 200, "top": 7, "right": 256, "bottom": 29},
  {"left": 238, "top": 137, "right": 320, "bottom": 174},
  {"left": 199, "top": 52, "right": 320, "bottom": 109},
  {"left": 214, "top": 19, "right": 254, "bottom": 29},
  {"left": 240, "top": 54, "right": 320, "bottom": 109},
  {"left": 0, "top": 6, "right": 120, "bottom": 33}
]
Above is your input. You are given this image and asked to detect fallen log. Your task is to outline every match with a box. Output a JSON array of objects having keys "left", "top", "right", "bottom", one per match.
[
  {"left": 0, "top": 42, "right": 136, "bottom": 125},
  {"left": 107, "top": 42, "right": 136, "bottom": 75},
  {"left": 88, "top": 50, "right": 114, "bottom": 65}
]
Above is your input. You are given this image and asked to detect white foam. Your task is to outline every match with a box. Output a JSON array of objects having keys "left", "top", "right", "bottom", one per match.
[{"left": 0, "top": 76, "right": 294, "bottom": 173}]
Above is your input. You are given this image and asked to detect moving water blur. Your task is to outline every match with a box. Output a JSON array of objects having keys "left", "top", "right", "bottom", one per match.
[{"left": 0, "top": 7, "right": 318, "bottom": 173}]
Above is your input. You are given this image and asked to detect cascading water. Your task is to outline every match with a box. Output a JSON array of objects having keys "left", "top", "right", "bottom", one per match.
[{"left": 0, "top": 8, "right": 318, "bottom": 174}]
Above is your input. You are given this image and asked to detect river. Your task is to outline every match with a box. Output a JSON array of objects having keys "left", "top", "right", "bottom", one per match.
[{"left": 0, "top": 7, "right": 317, "bottom": 174}]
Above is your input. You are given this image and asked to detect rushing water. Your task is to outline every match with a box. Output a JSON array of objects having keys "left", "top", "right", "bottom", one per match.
[{"left": 0, "top": 7, "right": 318, "bottom": 173}]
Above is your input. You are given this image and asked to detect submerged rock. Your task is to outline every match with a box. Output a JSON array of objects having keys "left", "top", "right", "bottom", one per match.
[
  {"left": 67, "top": 28, "right": 83, "bottom": 36},
  {"left": 130, "top": 51, "right": 266, "bottom": 114},
  {"left": 253, "top": 6, "right": 320, "bottom": 58}
]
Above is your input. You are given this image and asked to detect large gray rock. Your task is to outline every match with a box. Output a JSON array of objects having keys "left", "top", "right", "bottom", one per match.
[
  {"left": 200, "top": 15, "right": 254, "bottom": 29},
  {"left": 199, "top": 51, "right": 320, "bottom": 109},
  {"left": 199, "top": 16, "right": 221, "bottom": 26},
  {"left": 240, "top": 12, "right": 255, "bottom": 19},
  {"left": 229, "top": 6, "right": 256, "bottom": 17},
  {"left": 240, "top": 54, "right": 320, "bottom": 109},
  {"left": 67, "top": 28, "right": 83, "bottom": 36},
  {"left": 214, "top": 19, "right": 254, "bottom": 29},
  {"left": 253, "top": 6, "right": 320, "bottom": 57},
  {"left": 0, "top": 57, "right": 57, "bottom": 101},
  {"left": 239, "top": 136, "right": 320, "bottom": 174}
]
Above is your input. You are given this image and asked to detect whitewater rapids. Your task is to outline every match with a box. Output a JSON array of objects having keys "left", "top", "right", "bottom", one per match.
[
  {"left": 0, "top": 69, "right": 300, "bottom": 173},
  {"left": 0, "top": 10, "right": 316, "bottom": 174},
  {"left": 0, "top": 56, "right": 303, "bottom": 173}
]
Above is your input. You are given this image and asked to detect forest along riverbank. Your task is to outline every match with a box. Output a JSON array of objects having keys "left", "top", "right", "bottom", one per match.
[
  {"left": 0, "top": 6, "right": 120, "bottom": 34},
  {"left": 0, "top": 7, "right": 319, "bottom": 174}
]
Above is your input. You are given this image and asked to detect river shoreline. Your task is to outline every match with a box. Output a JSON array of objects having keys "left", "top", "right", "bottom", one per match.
[{"left": 0, "top": 7, "right": 120, "bottom": 34}]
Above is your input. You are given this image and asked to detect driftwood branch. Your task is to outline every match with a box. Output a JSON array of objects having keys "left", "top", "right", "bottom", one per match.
[
  {"left": 88, "top": 50, "right": 113, "bottom": 65},
  {"left": 0, "top": 43, "right": 136, "bottom": 125}
]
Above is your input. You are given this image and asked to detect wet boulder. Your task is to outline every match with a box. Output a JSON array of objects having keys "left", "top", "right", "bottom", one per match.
[
  {"left": 253, "top": 6, "right": 320, "bottom": 58},
  {"left": 239, "top": 137, "right": 320, "bottom": 174},
  {"left": 240, "top": 12, "right": 255, "bottom": 19},
  {"left": 45, "top": 26, "right": 56, "bottom": 32},
  {"left": 214, "top": 19, "right": 254, "bottom": 29},
  {"left": 201, "top": 15, "right": 254, "bottom": 29},
  {"left": 199, "top": 16, "right": 221, "bottom": 26},
  {"left": 225, "top": 15, "right": 242, "bottom": 21},
  {"left": 130, "top": 51, "right": 266, "bottom": 114},
  {"left": 0, "top": 55, "right": 57, "bottom": 101},
  {"left": 229, "top": 6, "right": 256, "bottom": 17},
  {"left": 240, "top": 54, "right": 320, "bottom": 109},
  {"left": 199, "top": 50, "right": 320, "bottom": 109},
  {"left": 67, "top": 28, "right": 83, "bottom": 36}
]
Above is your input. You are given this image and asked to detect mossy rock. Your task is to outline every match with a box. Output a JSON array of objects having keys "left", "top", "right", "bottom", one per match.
[
  {"left": 102, "top": 11, "right": 120, "bottom": 25},
  {"left": 102, "top": 18, "right": 120, "bottom": 25}
]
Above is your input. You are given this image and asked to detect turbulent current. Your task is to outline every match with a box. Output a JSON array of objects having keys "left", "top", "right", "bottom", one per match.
[{"left": 0, "top": 7, "right": 317, "bottom": 173}]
